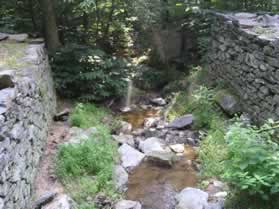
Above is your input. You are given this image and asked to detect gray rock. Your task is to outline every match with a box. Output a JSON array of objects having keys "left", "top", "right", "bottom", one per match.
[
  {"left": 65, "top": 127, "right": 97, "bottom": 145},
  {"left": 42, "top": 194, "right": 75, "bottom": 209},
  {"left": 169, "top": 144, "right": 185, "bottom": 153},
  {"left": 0, "top": 33, "right": 8, "bottom": 41},
  {"left": 119, "top": 121, "right": 133, "bottom": 134},
  {"left": 0, "top": 198, "right": 4, "bottom": 209},
  {"left": 139, "top": 137, "right": 167, "bottom": 154},
  {"left": 144, "top": 117, "right": 160, "bottom": 128},
  {"left": 215, "top": 90, "right": 240, "bottom": 116},
  {"left": 33, "top": 191, "right": 57, "bottom": 209},
  {"left": 0, "top": 73, "right": 14, "bottom": 90},
  {"left": 206, "top": 201, "right": 224, "bottom": 209},
  {"left": 176, "top": 188, "right": 208, "bottom": 209},
  {"left": 147, "top": 150, "right": 176, "bottom": 167},
  {"left": 167, "top": 114, "right": 194, "bottom": 129},
  {"left": 112, "top": 134, "right": 135, "bottom": 147},
  {"left": 8, "top": 33, "right": 29, "bottom": 42},
  {"left": 150, "top": 98, "right": 167, "bottom": 106},
  {"left": 113, "top": 165, "right": 129, "bottom": 192},
  {"left": 115, "top": 200, "right": 142, "bottom": 209},
  {"left": 54, "top": 109, "right": 70, "bottom": 121},
  {"left": 118, "top": 144, "right": 145, "bottom": 172}
]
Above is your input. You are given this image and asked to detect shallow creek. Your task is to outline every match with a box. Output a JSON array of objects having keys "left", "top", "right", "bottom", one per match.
[{"left": 121, "top": 109, "right": 198, "bottom": 209}]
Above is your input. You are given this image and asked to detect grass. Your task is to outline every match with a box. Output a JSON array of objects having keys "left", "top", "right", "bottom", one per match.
[
  {"left": 198, "top": 118, "right": 227, "bottom": 178},
  {"left": 0, "top": 42, "right": 27, "bottom": 68},
  {"left": 56, "top": 103, "right": 120, "bottom": 208}
]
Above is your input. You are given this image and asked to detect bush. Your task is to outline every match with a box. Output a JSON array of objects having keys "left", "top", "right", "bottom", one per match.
[
  {"left": 223, "top": 120, "right": 279, "bottom": 200},
  {"left": 133, "top": 65, "right": 167, "bottom": 90},
  {"left": 50, "top": 44, "right": 131, "bottom": 101}
]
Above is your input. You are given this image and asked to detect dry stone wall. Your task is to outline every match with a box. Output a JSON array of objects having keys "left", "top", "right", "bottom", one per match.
[
  {"left": 207, "top": 12, "right": 279, "bottom": 121},
  {"left": 0, "top": 41, "right": 56, "bottom": 209}
]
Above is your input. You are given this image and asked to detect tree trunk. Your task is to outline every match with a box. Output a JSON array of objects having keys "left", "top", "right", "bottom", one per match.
[{"left": 39, "top": 0, "right": 61, "bottom": 51}]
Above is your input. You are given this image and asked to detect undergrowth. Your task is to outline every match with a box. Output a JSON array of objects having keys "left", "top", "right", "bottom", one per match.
[
  {"left": 168, "top": 67, "right": 279, "bottom": 208},
  {"left": 56, "top": 103, "right": 119, "bottom": 208},
  {"left": 167, "top": 67, "right": 224, "bottom": 129}
]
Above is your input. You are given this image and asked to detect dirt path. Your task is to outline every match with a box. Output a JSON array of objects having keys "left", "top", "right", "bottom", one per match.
[{"left": 34, "top": 121, "right": 70, "bottom": 197}]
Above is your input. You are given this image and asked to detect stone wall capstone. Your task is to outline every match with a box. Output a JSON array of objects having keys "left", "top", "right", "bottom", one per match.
[
  {"left": 207, "top": 12, "right": 279, "bottom": 122},
  {"left": 0, "top": 40, "right": 56, "bottom": 209}
]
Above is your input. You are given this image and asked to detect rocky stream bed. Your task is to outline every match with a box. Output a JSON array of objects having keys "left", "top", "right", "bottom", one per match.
[{"left": 33, "top": 97, "right": 227, "bottom": 209}]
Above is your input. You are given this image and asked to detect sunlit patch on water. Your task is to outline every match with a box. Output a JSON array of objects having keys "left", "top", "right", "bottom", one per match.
[{"left": 121, "top": 108, "right": 160, "bottom": 129}]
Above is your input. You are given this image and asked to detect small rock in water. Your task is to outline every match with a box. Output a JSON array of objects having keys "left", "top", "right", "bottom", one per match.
[
  {"left": 113, "top": 165, "right": 129, "bottom": 192},
  {"left": 33, "top": 192, "right": 57, "bottom": 209},
  {"left": 150, "top": 98, "right": 167, "bottom": 106},
  {"left": 169, "top": 144, "right": 185, "bottom": 153},
  {"left": 42, "top": 194, "right": 75, "bottom": 209},
  {"left": 176, "top": 188, "right": 208, "bottom": 209},
  {"left": 147, "top": 150, "right": 176, "bottom": 167},
  {"left": 144, "top": 117, "right": 160, "bottom": 128},
  {"left": 119, "top": 121, "right": 133, "bottom": 134},
  {"left": 115, "top": 200, "right": 142, "bottom": 209},
  {"left": 139, "top": 137, "right": 166, "bottom": 154},
  {"left": 118, "top": 144, "right": 145, "bottom": 172},
  {"left": 120, "top": 107, "right": 132, "bottom": 113},
  {"left": 167, "top": 114, "right": 194, "bottom": 129}
]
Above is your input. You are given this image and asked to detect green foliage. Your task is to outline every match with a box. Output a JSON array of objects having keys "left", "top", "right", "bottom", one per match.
[
  {"left": 199, "top": 119, "right": 227, "bottom": 177},
  {"left": 56, "top": 134, "right": 116, "bottom": 180},
  {"left": 50, "top": 45, "right": 131, "bottom": 101},
  {"left": 169, "top": 85, "right": 219, "bottom": 129},
  {"left": 70, "top": 103, "right": 110, "bottom": 128},
  {"left": 133, "top": 65, "right": 169, "bottom": 90},
  {"left": 223, "top": 121, "right": 279, "bottom": 200},
  {"left": 56, "top": 102, "right": 119, "bottom": 207}
]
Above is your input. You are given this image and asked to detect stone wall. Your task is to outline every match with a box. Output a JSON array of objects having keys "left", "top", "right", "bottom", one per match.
[
  {"left": 0, "top": 40, "right": 56, "bottom": 209},
  {"left": 207, "top": 12, "right": 279, "bottom": 121}
]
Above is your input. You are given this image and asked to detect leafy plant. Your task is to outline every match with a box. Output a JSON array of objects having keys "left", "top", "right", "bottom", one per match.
[
  {"left": 223, "top": 120, "right": 279, "bottom": 200},
  {"left": 50, "top": 44, "right": 131, "bottom": 101}
]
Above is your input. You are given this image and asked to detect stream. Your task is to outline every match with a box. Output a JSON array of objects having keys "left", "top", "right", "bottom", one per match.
[{"left": 120, "top": 108, "right": 199, "bottom": 209}]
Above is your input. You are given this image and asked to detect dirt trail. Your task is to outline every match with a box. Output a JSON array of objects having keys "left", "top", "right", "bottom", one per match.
[{"left": 34, "top": 121, "right": 69, "bottom": 196}]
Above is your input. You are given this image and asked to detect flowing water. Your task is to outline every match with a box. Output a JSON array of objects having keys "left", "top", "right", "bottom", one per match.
[
  {"left": 122, "top": 108, "right": 198, "bottom": 209},
  {"left": 121, "top": 108, "right": 160, "bottom": 129},
  {"left": 126, "top": 145, "right": 198, "bottom": 209}
]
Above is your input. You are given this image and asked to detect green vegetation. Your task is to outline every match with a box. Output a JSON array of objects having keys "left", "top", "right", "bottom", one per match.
[
  {"left": 168, "top": 68, "right": 223, "bottom": 129},
  {"left": 70, "top": 103, "right": 111, "bottom": 129},
  {"left": 56, "top": 103, "right": 119, "bottom": 208},
  {"left": 51, "top": 45, "right": 131, "bottom": 101},
  {"left": 224, "top": 121, "right": 279, "bottom": 199},
  {"left": 199, "top": 119, "right": 227, "bottom": 177}
]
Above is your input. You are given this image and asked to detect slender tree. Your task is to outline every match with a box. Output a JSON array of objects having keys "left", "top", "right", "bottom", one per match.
[{"left": 39, "top": 0, "right": 61, "bottom": 51}]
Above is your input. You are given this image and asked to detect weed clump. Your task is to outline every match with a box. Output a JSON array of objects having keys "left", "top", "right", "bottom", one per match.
[{"left": 56, "top": 103, "right": 119, "bottom": 207}]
